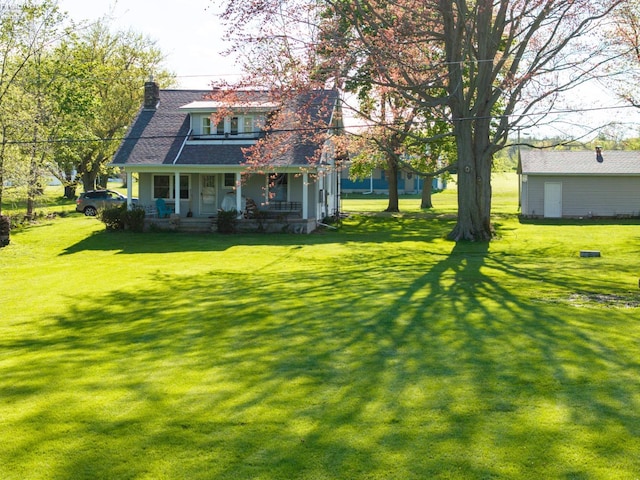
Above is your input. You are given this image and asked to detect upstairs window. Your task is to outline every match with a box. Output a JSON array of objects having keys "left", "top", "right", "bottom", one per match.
[
  {"left": 215, "top": 118, "right": 225, "bottom": 135},
  {"left": 201, "top": 116, "right": 225, "bottom": 135},
  {"left": 243, "top": 116, "right": 257, "bottom": 134},
  {"left": 202, "top": 117, "right": 211, "bottom": 135},
  {"left": 198, "top": 114, "right": 266, "bottom": 137}
]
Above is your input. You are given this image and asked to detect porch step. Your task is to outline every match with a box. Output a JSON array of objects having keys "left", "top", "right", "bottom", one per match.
[
  {"left": 145, "top": 217, "right": 214, "bottom": 233},
  {"left": 145, "top": 217, "right": 316, "bottom": 233},
  {"left": 179, "top": 218, "right": 215, "bottom": 233}
]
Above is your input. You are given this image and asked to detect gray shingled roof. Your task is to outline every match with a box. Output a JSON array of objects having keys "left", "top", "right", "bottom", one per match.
[
  {"left": 112, "top": 88, "right": 339, "bottom": 167},
  {"left": 520, "top": 150, "right": 640, "bottom": 175},
  {"left": 112, "top": 90, "right": 209, "bottom": 166}
]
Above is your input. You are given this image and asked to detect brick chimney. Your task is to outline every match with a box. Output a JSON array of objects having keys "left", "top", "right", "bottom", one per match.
[{"left": 144, "top": 78, "right": 160, "bottom": 109}]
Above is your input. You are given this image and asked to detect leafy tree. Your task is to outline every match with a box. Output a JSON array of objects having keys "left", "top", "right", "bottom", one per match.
[
  {"left": 20, "top": 50, "right": 60, "bottom": 220},
  {"left": 346, "top": 94, "right": 421, "bottom": 212},
  {"left": 8, "top": 0, "right": 69, "bottom": 219},
  {"left": 609, "top": 1, "right": 640, "bottom": 111},
  {"left": 49, "top": 22, "right": 172, "bottom": 195},
  {"left": 1, "top": 1, "right": 172, "bottom": 215},
  {"left": 218, "top": 0, "right": 625, "bottom": 241},
  {"left": 0, "top": 0, "right": 63, "bottom": 215},
  {"left": 403, "top": 118, "right": 457, "bottom": 209}
]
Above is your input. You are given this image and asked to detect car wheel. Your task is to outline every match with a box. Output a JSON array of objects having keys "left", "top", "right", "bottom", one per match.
[{"left": 84, "top": 206, "right": 97, "bottom": 216}]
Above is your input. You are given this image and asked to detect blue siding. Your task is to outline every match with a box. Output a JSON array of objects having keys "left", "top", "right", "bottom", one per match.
[
  {"left": 341, "top": 174, "right": 443, "bottom": 192},
  {"left": 342, "top": 177, "right": 406, "bottom": 191}
]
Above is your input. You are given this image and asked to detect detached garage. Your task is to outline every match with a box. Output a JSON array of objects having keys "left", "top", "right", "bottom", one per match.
[{"left": 518, "top": 149, "right": 640, "bottom": 218}]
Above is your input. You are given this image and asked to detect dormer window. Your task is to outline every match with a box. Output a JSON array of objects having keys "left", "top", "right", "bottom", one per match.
[
  {"left": 202, "top": 117, "right": 225, "bottom": 135},
  {"left": 196, "top": 113, "right": 266, "bottom": 138},
  {"left": 181, "top": 99, "right": 274, "bottom": 139},
  {"left": 202, "top": 117, "right": 211, "bottom": 135},
  {"left": 244, "top": 116, "right": 256, "bottom": 134},
  {"left": 180, "top": 95, "right": 278, "bottom": 141}
]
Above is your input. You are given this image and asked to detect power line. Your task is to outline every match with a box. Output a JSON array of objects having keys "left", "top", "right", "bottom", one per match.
[
  {"left": 175, "top": 73, "right": 243, "bottom": 79},
  {"left": 2, "top": 102, "right": 638, "bottom": 146}
]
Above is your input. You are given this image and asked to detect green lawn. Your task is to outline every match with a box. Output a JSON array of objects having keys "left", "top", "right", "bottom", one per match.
[{"left": 1, "top": 174, "right": 640, "bottom": 479}]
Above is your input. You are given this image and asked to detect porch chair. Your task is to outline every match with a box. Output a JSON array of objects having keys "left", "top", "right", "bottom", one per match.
[{"left": 156, "top": 198, "right": 173, "bottom": 218}]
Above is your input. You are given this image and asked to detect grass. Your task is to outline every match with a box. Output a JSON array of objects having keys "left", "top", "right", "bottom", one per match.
[
  {"left": 1, "top": 174, "right": 640, "bottom": 479},
  {"left": 0, "top": 181, "right": 133, "bottom": 230}
]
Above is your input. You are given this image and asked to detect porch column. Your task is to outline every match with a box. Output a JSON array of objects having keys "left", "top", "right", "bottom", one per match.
[
  {"left": 302, "top": 172, "right": 309, "bottom": 219},
  {"left": 235, "top": 172, "right": 242, "bottom": 212},
  {"left": 174, "top": 171, "right": 181, "bottom": 215},
  {"left": 126, "top": 171, "right": 133, "bottom": 209}
]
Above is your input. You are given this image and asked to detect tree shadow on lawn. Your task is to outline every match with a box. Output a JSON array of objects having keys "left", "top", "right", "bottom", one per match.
[
  {"left": 59, "top": 213, "right": 456, "bottom": 256},
  {"left": 3, "top": 246, "right": 640, "bottom": 478},
  {"left": 60, "top": 229, "right": 234, "bottom": 255}
]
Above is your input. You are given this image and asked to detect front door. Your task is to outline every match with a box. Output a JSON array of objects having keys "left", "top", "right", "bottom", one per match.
[
  {"left": 544, "top": 182, "right": 562, "bottom": 218},
  {"left": 201, "top": 175, "right": 216, "bottom": 214}
]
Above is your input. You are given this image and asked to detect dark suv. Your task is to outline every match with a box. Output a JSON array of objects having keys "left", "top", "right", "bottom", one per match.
[{"left": 76, "top": 190, "right": 135, "bottom": 216}]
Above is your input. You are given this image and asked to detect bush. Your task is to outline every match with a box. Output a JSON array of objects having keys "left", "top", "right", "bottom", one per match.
[
  {"left": 98, "top": 204, "right": 145, "bottom": 232},
  {"left": 0, "top": 215, "right": 10, "bottom": 247},
  {"left": 122, "top": 206, "right": 146, "bottom": 232},
  {"left": 98, "top": 204, "right": 125, "bottom": 230},
  {"left": 217, "top": 209, "right": 238, "bottom": 234}
]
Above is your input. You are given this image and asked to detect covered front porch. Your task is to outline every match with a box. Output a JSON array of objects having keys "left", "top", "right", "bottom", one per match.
[{"left": 122, "top": 166, "right": 339, "bottom": 234}]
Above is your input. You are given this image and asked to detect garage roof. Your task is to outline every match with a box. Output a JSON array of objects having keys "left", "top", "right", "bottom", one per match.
[{"left": 519, "top": 150, "right": 640, "bottom": 175}]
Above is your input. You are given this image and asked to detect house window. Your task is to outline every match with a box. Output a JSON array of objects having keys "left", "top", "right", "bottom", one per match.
[
  {"left": 202, "top": 117, "right": 211, "bottom": 135},
  {"left": 153, "top": 175, "right": 170, "bottom": 198},
  {"left": 215, "top": 118, "right": 225, "bottom": 135},
  {"left": 179, "top": 175, "right": 190, "bottom": 199},
  {"left": 268, "top": 173, "right": 288, "bottom": 201},
  {"left": 243, "top": 116, "right": 255, "bottom": 134},
  {"left": 153, "top": 174, "right": 190, "bottom": 200},
  {"left": 224, "top": 173, "right": 236, "bottom": 188},
  {"left": 249, "top": 115, "right": 266, "bottom": 135},
  {"left": 200, "top": 114, "right": 265, "bottom": 137}
]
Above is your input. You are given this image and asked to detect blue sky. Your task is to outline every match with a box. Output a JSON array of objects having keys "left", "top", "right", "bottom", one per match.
[{"left": 58, "top": 0, "right": 240, "bottom": 89}]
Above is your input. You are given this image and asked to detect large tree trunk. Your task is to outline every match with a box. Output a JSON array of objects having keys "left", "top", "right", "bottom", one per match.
[
  {"left": 62, "top": 166, "right": 78, "bottom": 199},
  {"left": 64, "top": 182, "right": 78, "bottom": 199},
  {"left": 384, "top": 157, "right": 399, "bottom": 212},
  {"left": 420, "top": 176, "right": 433, "bottom": 209},
  {"left": 81, "top": 170, "right": 98, "bottom": 192},
  {"left": 0, "top": 135, "right": 5, "bottom": 216},
  {"left": 97, "top": 174, "right": 108, "bottom": 189},
  {"left": 447, "top": 121, "right": 493, "bottom": 242},
  {"left": 26, "top": 157, "right": 38, "bottom": 221},
  {"left": 26, "top": 129, "right": 39, "bottom": 221}
]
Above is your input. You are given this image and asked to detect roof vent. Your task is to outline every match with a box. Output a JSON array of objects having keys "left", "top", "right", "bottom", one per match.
[{"left": 596, "top": 146, "right": 604, "bottom": 163}]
